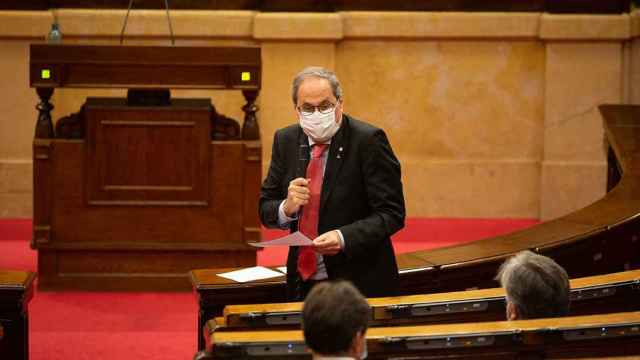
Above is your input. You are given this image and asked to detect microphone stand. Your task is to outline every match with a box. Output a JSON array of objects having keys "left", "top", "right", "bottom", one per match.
[{"left": 120, "top": 0, "right": 175, "bottom": 45}]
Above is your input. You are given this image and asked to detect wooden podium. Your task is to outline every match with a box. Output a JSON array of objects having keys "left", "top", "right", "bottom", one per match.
[{"left": 29, "top": 44, "right": 262, "bottom": 290}]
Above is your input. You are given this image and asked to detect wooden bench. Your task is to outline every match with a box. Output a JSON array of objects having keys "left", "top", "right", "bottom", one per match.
[
  {"left": 0, "top": 270, "right": 36, "bottom": 360},
  {"left": 190, "top": 105, "right": 640, "bottom": 350},
  {"left": 202, "top": 311, "right": 640, "bottom": 359},
  {"left": 213, "top": 269, "right": 640, "bottom": 330}
]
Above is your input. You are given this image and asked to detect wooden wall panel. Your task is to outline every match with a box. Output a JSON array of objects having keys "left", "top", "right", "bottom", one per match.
[
  {"left": 85, "top": 98, "right": 210, "bottom": 205},
  {"left": 35, "top": 134, "right": 260, "bottom": 290},
  {"left": 48, "top": 141, "right": 250, "bottom": 246}
]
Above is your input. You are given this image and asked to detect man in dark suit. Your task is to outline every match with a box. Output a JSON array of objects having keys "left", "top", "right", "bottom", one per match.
[{"left": 259, "top": 66, "right": 405, "bottom": 300}]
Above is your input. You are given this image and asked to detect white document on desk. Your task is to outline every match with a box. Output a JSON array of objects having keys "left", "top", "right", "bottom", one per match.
[
  {"left": 217, "top": 266, "right": 285, "bottom": 283},
  {"left": 249, "top": 231, "right": 313, "bottom": 247}
]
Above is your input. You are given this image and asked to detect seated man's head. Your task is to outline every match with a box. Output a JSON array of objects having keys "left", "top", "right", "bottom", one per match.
[
  {"left": 302, "top": 281, "right": 370, "bottom": 359},
  {"left": 496, "top": 250, "right": 570, "bottom": 320}
]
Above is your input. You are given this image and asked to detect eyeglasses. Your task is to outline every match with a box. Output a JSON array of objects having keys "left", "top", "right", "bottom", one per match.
[{"left": 297, "top": 101, "right": 337, "bottom": 116}]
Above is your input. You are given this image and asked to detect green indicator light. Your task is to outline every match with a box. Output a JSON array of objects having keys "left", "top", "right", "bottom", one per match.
[
  {"left": 41, "top": 69, "right": 51, "bottom": 80},
  {"left": 241, "top": 72, "right": 251, "bottom": 82}
]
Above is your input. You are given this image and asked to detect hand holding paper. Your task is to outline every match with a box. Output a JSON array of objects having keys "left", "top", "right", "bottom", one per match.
[{"left": 313, "top": 230, "right": 342, "bottom": 255}]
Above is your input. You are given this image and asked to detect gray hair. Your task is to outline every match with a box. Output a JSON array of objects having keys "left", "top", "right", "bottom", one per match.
[
  {"left": 291, "top": 66, "right": 343, "bottom": 106},
  {"left": 496, "top": 250, "right": 570, "bottom": 319}
]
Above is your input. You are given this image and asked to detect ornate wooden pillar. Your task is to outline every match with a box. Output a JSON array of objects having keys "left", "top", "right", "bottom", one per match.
[
  {"left": 35, "top": 87, "right": 55, "bottom": 139},
  {"left": 241, "top": 90, "right": 259, "bottom": 140},
  {"left": 32, "top": 87, "right": 54, "bottom": 251}
]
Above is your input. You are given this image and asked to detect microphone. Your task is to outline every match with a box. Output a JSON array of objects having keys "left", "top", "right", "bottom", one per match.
[
  {"left": 295, "top": 144, "right": 309, "bottom": 230},
  {"left": 297, "top": 144, "right": 310, "bottom": 178}
]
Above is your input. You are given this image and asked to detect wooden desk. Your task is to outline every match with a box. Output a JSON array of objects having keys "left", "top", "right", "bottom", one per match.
[
  {"left": 207, "top": 311, "right": 640, "bottom": 359},
  {"left": 216, "top": 269, "right": 640, "bottom": 329},
  {"left": 191, "top": 105, "right": 640, "bottom": 349},
  {"left": 29, "top": 44, "right": 263, "bottom": 290},
  {"left": 0, "top": 271, "right": 36, "bottom": 360}
]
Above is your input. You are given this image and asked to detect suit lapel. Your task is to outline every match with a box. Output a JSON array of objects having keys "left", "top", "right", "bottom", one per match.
[{"left": 320, "top": 116, "right": 349, "bottom": 213}]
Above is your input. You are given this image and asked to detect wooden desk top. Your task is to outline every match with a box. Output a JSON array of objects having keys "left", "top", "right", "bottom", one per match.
[
  {"left": 222, "top": 269, "right": 640, "bottom": 321},
  {"left": 191, "top": 267, "right": 286, "bottom": 290},
  {"left": 0, "top": 270, "right": 36, "bottom": 310},
  {"left": 0, "top": 270, "right": 36, "bottom": 290},
  {"left": 212, "top": 311, "right": 640, "bottom": 344}
]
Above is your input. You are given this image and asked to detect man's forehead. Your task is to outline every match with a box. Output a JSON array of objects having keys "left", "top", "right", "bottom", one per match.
[{"left": 298, "top": 81, "right": 335, "bottom": 106}]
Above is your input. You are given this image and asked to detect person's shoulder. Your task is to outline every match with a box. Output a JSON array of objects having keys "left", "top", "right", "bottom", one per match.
[
  {"left": 344, "top": 114, "right": 384, "bottom": 139},
  {"left": 274, "top": 123, "right": 301, "bottom": 141}
]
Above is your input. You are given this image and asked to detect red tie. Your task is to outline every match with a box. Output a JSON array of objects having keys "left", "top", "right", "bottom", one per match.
[{"left": 297, "top": 144, "right": 328, "bottom": 280}]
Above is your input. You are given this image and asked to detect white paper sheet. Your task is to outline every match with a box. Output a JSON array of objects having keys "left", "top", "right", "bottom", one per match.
[
  {"left": 217, "top": 266, "right": 285, "bottom": 283},
  {"left": 249, "top": 231, "right": 313, "bottom": 247},
  {"left": 276, "top": 266, "right": 287, "bottom": 274}
]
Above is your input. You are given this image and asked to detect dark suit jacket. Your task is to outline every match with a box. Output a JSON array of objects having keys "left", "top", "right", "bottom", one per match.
[{"left": 259, "top": 114, "right": 405, "bottom": 299}]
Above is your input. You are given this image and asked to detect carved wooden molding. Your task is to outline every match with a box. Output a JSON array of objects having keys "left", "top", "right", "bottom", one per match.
[
  {"left": 33, "top": 225, "right": 51, "bottom": 246},
  {"left": 32, "top": 140, "right": 53, "bottom": 249},
  {"left": 243, "top": 227, "right": 261, "bottom": 243}
]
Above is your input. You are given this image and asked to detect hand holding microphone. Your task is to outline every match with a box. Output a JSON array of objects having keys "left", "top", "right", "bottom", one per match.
[{"left": 283, "top": 178, "right": 311, "bottom": 217}]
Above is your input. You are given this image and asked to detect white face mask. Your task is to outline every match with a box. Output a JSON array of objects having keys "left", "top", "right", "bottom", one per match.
[
  {"left": 360, "top": 339, "right": 367, "bottom": 359},
  {"left": 299, "top": 109, "right": 340, "bottom": 143}
]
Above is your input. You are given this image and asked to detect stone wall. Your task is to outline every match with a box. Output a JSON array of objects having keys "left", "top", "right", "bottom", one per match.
[{"left": 0, "top": 10, "right": 636, "bottom": 219}]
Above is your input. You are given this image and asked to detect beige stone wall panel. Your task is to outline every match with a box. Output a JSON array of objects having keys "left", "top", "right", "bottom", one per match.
[
  {"left": 540, "top": 41, "right": 620, "bottom": 220},
  {"left": 55, "top": 9, "right": 255, "bottom": 38},
  {"left": 0, "top": 42, "right": 38, "bottom": 159},
  {"left": 543, "top": 42, "right": 622, "bottom": 163},
  {"left": 540, "top": 14, "right": 630, "bottom": 40},
  {"left": 540, "top": 162, "right": 607, "bottom": 220},
  {"left": 0, "top": 11, "right": 51, "bottom": 38},
  {"left": 341, "top": 12, "right": 540, "bottom": 39},
  {"left": 631, "top": 38, "right": 640, "bottom": 104},
  {"left": 630, "top": 11, "right": 640, "bottom": 105},
  {"left": 632, "top": 10, "right": 640, "bottom": 38},
  {"left": 0, "top": 193, "right": 32, "bottom": 218},
  {"left": 253, "top": 13, "right": 343, "bottom": 40},
  {"left": 403, "top": 159, "right": 540, "bottom": 218},
  {"left": 0, "top": 161, "right": 32, "bottom": 194},
  {"left": 336, "top": 40, "right": 545, "bottom": 160}
]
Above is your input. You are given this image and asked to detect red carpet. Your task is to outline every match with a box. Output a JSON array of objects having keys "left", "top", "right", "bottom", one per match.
[{"left": 0, "top": 217, "right": 537, "bottom": 359}]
